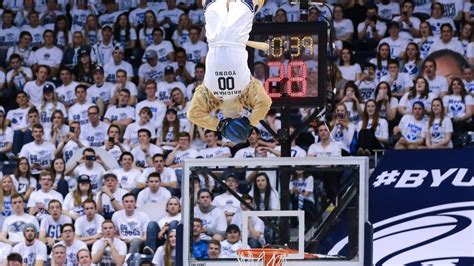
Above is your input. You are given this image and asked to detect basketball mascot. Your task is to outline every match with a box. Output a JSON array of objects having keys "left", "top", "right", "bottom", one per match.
[{"left": 187, "top": 0, "right": 272, "bottom": 143}]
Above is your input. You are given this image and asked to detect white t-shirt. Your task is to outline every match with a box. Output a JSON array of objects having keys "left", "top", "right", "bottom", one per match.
[
  {"left": 123, "top": 121, "right": 157, "bottom": 145},
  {"left": 136, "top": 187, "right": 172, "bottom": 208},
  {"left": 104, "top": 61, "right": 134, "bottom": 83},
  {"left": 233, "top": 146, "right": 256, "bottom": 159},
  {"left": 427, "top": 117, "right": 453, "bottom": 146},
  {"left": 220, "top": 240, "right": 242, "bottom": 258},
  {"left": 12, "top": 240, "right": 47, "bottom": 265},
  {"left": 334, "top": 19, "right": 354, "bottom": 40},
  {"left": 181, "top": 40, "right": 208, "bottom": 64},
  {"left": 401, "top": 60, "right": 421, "bottom": 80},
  {"left": 157, "top": 8, "right": 185, "bottom": 25},
  {"left": 80, "top": 121, "right": 109, "bottom": 147},
  {"left": 156, "top": 80, "right": 187, "bottom": 102},
  {"left": 307, "top": 141, "right": 342, "bottom": 157},
  {"left": 425, "top": 75, "right": 449, "bottom": 97},
  {"left": 330, "top": 124, "right": 356, "bottom": 153},
  {"left": 357, "top": 20, "right": 387, "bottom": 39},
  {"left": 39, "top": 214, "right": 72, "bottom": 239},
  {"left": 20, "top": 25, "right": 45, "bottom": 47},
  {"left": 377, "top": 2, "right": 400, "bottom": 20},
  {"left": 62, "top": 194, "right": 88, "bottom": 217},
  {"left": 392, "top": 16, "right": 421, "bottom": 40},
  {"left": 30, "top": 46, "right": 63, "bottom": 67},
  {"left": 380, "top": 73, "right": 413, "bottom": 95},
  {"left": 91, "top": 237, "right": 127, "bottom": 263},
  {"left": 62, "top": 138, "right": 90, "bottom": 163},
  {"left": 135, "top": 99, "right": 167, "bottom": 128},
  {"left": 145, "top": 41, "right": 175, "bottom": 64},
  {"left": 171, "top": 148, "right": 199, "bottom": 166},
  {"left": 379, "top": 37, "right": 409, "bottom": 59},
  {"left": 6, "top": 67, "right": 33, "bottom": 92},
  {"left": 23, "top": 81, "right": 55, "bottom": 106},
  {"left": 198, "top": 146, "right": 231, "bottom": 159},
  {"left": 74, "top": 214, "right": 105, "bottom": 237},
  {"left": 398, "top": 114, "right": 428, "bottom": 143},
  {"left": 399, "top": 92, "right": 436, "bottom": 113},
  {"left": 73, "top": 163, "right": 105, "bottom": 194},
  {"left": 0, "top": 127, "right": 13, "bottom": 150},
  {"left": 356, "top": 118, "right": 389, "bottom": 140},
  {"left": 443, "top": 94, "right": 474, "bottom": 119},
  {"left": 138, "top": 167, "right": 177, "bottom": 184},
  {"left": 19, "top": 141, "right": 56, "bottom": 175},
  {"left": 104, "top": 105, "right": 135, "bottom": 123},
  {"left": 289, "top": 176, "right": 315, "bottom": 203},
  {"left": 212, "top": 192, "right": 242, "bottom": 213},
  {"left": 60, "top": 239, "right": 87, "bottom": 266},
  {"left": 429, "top": 38, "right": 464, "bottom": 56},
  {"left": 138, "top": 62, "right": 165, "bottom": 83},
  {"left": 6, "top": 107, "right": 29, "bottom": 130},
  {"left": 95, "top": 188, "right": 128, "bottom": 218},
  {"left": 112, "top": 210, "right": 150, "bottom": 240},
  {"left": 355, "top": 79, "right": 378, "bottom": 102},
  {"left": 56, "top": 81, "right": 80, "bottom": 107},
  {"left": 2, "top": 213, "right": 39, "bottom": 243},
  {"left": 87, "top": 82, "right": 115, "bottom": 104},
  {"left": 26, "top": 190, "right": 64, "bottom": 221},
  {"left": 11, "top": 175, "right": 37, "bottom": 195},
  {"left": 68, "top": 102, "right": 94, "bottom": 126},
  {"left": 426, "top": 17, "right": 456, "bottom": 36},
  {"left": 193, "top": 206, "right": 227, "bottom": 240},
  {"left": 38, "top": 102, "right": 67, "bottom": 129},
  {"left": 338, "top": 64, "right": 361, "bottom": 81},
  {"left": 131, "top": 144, "right": 163, "bottom": 168},
  {"left": 438, "top": 0, "right": 464, "bottom": 20},
  {"left": 112, "top": 168, "right": 142, "bottom": 191}
]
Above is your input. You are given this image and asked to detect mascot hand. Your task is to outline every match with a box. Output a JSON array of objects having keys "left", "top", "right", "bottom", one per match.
[{"left": 217, "top": 117, "right": 252, "bottom": 143}]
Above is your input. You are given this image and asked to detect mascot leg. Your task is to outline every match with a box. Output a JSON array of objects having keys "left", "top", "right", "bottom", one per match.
[
  {"left": 239, "top": 78, "right": 272, "bottom": 126},
  {"left": 187, "top": 84, "right": 222, "bottom": 130}
]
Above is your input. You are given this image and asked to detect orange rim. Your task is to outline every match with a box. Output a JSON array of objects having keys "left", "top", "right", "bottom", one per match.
[{"left": 237, "top": 248, "right": 289, "bottom": 263}]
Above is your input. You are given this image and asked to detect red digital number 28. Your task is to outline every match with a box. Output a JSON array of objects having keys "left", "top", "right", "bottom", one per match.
[{"left": 264, "top": 60, "right": 308, "bottom": 97}]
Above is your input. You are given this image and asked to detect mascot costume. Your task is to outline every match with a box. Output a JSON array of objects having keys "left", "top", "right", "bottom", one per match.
[{"left": 187, "top": 0, "right": 272, "bottom": 143}]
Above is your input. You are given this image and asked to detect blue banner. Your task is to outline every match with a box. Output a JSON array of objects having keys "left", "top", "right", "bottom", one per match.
[{"left": 369, "top": 149, "right": 474, "bottom": 265}]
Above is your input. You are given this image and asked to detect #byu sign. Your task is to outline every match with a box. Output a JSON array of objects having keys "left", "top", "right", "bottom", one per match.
[{"left": 369, "top": 150, "right": 474, "bottom": 265}]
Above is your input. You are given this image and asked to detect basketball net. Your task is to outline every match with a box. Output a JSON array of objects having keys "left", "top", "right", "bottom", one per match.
[{"left": 237, "top": 249, "right": 289, "bottom": 266}]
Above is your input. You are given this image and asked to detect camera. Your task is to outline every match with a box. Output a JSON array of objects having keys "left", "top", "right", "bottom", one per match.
[
  {"left": 337, "top": 113, "right": 344, "bottom": 119},
  {"left": 70, "top": 127, "right": 75, "bottom": 133},
  {"left": 85, "top": 155, "right": 96, "bottom": 161},
  {"left": 109, "top": 137, "right": 115, "bottom": 143}
]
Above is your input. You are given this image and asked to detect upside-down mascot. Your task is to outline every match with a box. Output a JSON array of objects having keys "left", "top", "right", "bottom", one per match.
[{"left": 187, "top": 0, "right": 272, "bottom": 143}]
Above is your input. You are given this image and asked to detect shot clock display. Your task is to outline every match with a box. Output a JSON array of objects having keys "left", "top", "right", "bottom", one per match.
[{"left": 248, "top": 22, "right": 327, "bottom": 107}]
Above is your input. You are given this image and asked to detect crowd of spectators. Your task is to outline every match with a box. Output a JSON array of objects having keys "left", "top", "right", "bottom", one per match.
[{"left": 0, "top": 0, "right": 472, "bottom": 265}]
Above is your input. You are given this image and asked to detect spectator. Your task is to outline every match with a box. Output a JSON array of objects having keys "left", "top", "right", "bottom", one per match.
[
  {"left": 415, "top": 21, "right": 436, "bottom": 59},
  {"left": 99, "top": 0, "right": 121, "bottom": 27},
  {"left": 437, "top": 0, "right": 464, "bottom": 22},
  {"left": 23, "top": 65, "right": 55, "bottom": 107},
  {"left": 330, "top": 103, "right": 356, "bottom": 155},
  {"left": 111, "top": 193, "right": 149, "bottom": 253},
  {"left": 158, "top": 0, "right": 184, "bottom": 26},
  {"left": 0, "top": 176, "right": 16, "bottom": 228},
  {"left": 76, "top": 249, "right": 92, "bottom": 266},
  {"left": 62, "top": 175, "right": 94, "bottom": 220},
  {"left": 30, "top": 30, "right": 63, "bottom": 75},
  {"left": 138, "top": 50, "right": 165, "bottom": 91},
  {"left": 377, "top": 0, "right": 400, "bottom": 20},
  {"left": 91, "top": 24, "right": 117, "bottom": 66},
  {"left": 0, "top": 10, "right": 20, "bottom": 65},
  {"left": 51, "top": 157, "right": 74, "bottom": 197},
  {"left": 6, "top": 32, "right": 33, "bottom": 66},
  {"left": 192, "top": 218, "right": 208, "bottom": 258},
  {"left": 6, "top": 54, "right": 33, "bottom": 93},
  {"left": 401, "top": 42, "right": 422, "bottom": 79},
  {"left": 429, "top": 23, "right": 464, "bottom": 55},
  {"left": 249, "top": 172, "right": 280, "bottom": 211},
  {"left": 68, "top": 85, "right": 95, "bottom": 126},
  {"left": 231, "top": 194, "right": 265, "bottom": 248},
  {"left": 274, "top": 8, "right": 288, "bottom": 23},
  {"left": 102, "top": 125, "right": 130, "bottom": 161},
  {"left": 426, "top": 98, "right": 453, "bottom": 148},
  {"left": 12, "top": 223, "right": 47, "bottom": 265},
  {"left": 399, "top": 76, "right": 435, "bottom": 115},
  {"left": 104, "top": 89, "right": 135, "bottom": 132},
  {"left": 21, "top": 11, "right": 46, "bottom": 49},
  {"left": 339, "top": 81, "right": 363, "bottom": 125},
  {"left": 279, "top": 0, "right": 300, "bottom": 22},
  {"left": 12, "top": 108, "right": 41, "bottom": 155},
  {"left": 338, "top": 47, "right": 361, "bottom": 81},
  {"left": 172, "top": 14, "right": 191, "bottom": 48},
  {"left": 67, "top": 148, "right": 108, "bottom": 194},
  {"left": 54, "top": 121, "right": 89, "bottom": 163},
  {"left": 355, "top": 63, "right": 378, "bottom": 102},
  {"left": 112, "top": 152, "right": 141, "bottom": 191},
  {"left": 109, "top": 69, "right": 138, "bottom": 106},
  {"left": 124, "top": 106, "right": 156, "bottom": 148},
  {"left": 220, "top": 224, "right": 242, "bottom": 258},
  {"left": 6, "top": 253, "right": 22, "bottom": 266},
  {"left": 443, "top": 77, "right": 473, "bottom": 132},
  {"left": 185, "top": 63, "right": 205, "bottom": 100},
  {"left": 137, "top": 172, "right": 172, "bottom": 208},
  {"left": 104, "top": 45, "right": 133, "bottom": 83},
  {"left": 289, "top": 170, "right": 317, "bottom": 227},
  {"left": 165, "top": 132, "right": 198, "bottom": 183},
  {"left": 157, "top": 66, "right": 187, "bottom": 104},
  {"left": 207, "top": 240, "right": 221, "bottom": 259},
  {"left": 91, "top": 220, "right": 127, "bottom": 265},
  {"left": 62, "top": 31, "right": 87, "bottom": 68},
  {"left": 369, "top": 43, "right": 391, "bottom": 80},
  {"left": 379, "top": 21, "right": 409, "bottom": 60},
  {"left": 132, "top": 129, "right": 164, "bottom": 169},
  {"left": 74, "top": 47, "right": 96, "bottom": 85},
  {"left": 136, "top": 80, "right": 167, "bottom": 128},
  {"left": 53, "top": 16, "right": 71, "bottom": 50},
  {"left": 459, "top": 23, "right": 472, "bottom": 56},
  {"left": 113, "top": 12, "right": 137, "bottom": 53},
  {"left": 307, "top": 122, "right": 342, "bottom": 157},
  {"left": 182, "top": 26, "right": 207, "bottom": 64},
  {"left": 427, "top": 3, "right": 456, "bottom": 37},
  {"left": 0, "top": 109, "right": 13, "bottom": 160},
  {"left": 194, "top": 189, "right": 227, "bottom": 241},
  {"left": 40, "top": 85, "right": 67, "bottom": 133},
  {"left": 392, "top": 0, "right": 421, "bottom": 39},
  {"left": 169, "top": 48, "right": 195, "bottom": 85},
  {"left": 51, "top": 242, "right": 67, "bottom": 266},
  {"left": 144, "top": 197, "right": 182, "bottom": 254},
  {"left": 45, "top": 110, "right": 69, "bottom": 145},
  {"left": 212, "top": 174, "right": 242, "bottom": 223},
  {"left": 333, "top": 4, "right": 353, "bottom": 42},
  {"left": 56, "top": 67, "right": 80, "bottom": 108},
  {"left": 152, "top": 228, "right": 177, "bottom": 266},
  {"left": 463, "top": 66, "right": 474, "bottom": 94},
  {"left": 19, "top": 124, "right": 56, "bottom": 176},
  {"left": 87, "top": 66, "right": 115, "bottom": 115},
  {"left": 422, "top": 58, "right": 449, "bottom": 97},
  {"left": 464, "top": 0, "right": 474, "bottom": 23},
  {"left": 380, "top": 59, "right": 413, "bottom": 98},
  {"left": 6, "top": 92, "right": 30, "bottom": 132},
  {"left": 394, "top": 101, "right": 427, "bottom": 149},
  {"left": 357, "top": 99, "right": 389, "bottom": 154},
  {"left": 38, "top": 200, "right": 72, "bottom": 248},
  {"left": 139, "top": 11, "right": 161, "bottom": 50},
  {"left": 145, "top": 28, "right": 175, "bottom": 65},
  {"left": 137, "top": 154, "right": 178, "bottom": 194},
  {"left": 96, "top": 172, "right": 126, "bottom": 220},
  {"left": 198, "top": 130, "right": 231, "bottom": 158},
  {"left": 375, "top": 81, "right": 399, "bottom": 122},
  {"left": 74, "top": 199, "right": 105, "bottom": 246},
  {"left": 156, "top": 108, "right": 180, "bottom": 149},
  {"left": 11, "top": 158, "right": 36, "bottom": 201},
  {"left": 1, "top": 194, "right": 39, "bottom": 246},
  {"left": 27, "top": 171, "right": 64, "bottom": 221},
  {"left": 234, "top": 127, "right": 261, "bottom": 158}
]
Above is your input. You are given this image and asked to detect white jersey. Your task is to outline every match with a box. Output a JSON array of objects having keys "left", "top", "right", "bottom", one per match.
[
  {"left": 203, "top": 0, "right": 253, "bottom": 100},
  {"left": 19, "top": 141, "right": 56, "bottom": 175}
]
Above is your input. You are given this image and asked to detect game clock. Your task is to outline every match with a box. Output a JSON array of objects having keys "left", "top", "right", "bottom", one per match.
[{"left": 248, "top": 22, "right": 327, "bottom": 107}]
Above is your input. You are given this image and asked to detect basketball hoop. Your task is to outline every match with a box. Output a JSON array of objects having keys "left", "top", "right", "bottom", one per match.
[{"left": 237, "top": 248, "right": 289, "bottom": 266}]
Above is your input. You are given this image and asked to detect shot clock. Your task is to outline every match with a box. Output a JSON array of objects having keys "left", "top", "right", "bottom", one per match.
[{"left": 248, "top": 22, "right": 327, "bottom": 107}]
